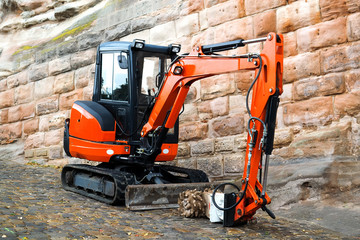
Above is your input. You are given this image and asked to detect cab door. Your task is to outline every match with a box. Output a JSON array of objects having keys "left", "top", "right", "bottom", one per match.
[{"left": 94, "top": 51, "right": 132, "bottom": 140}]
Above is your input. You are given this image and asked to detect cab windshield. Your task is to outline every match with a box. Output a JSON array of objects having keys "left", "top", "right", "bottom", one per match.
[{"left": 100, "top": 52, "right": 129, "bottom": 101}]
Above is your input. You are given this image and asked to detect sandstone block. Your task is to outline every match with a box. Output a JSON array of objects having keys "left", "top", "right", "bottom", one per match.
[
  {"left": 150, "top": 21, "right": 176, "bottom": 44},
  {"left": 176, "top": 158, "right": 197, "bottom": 170},
  {"left": 188, "top": 0, "right": 205, "bottom": 13},
  {"left": 285, "top": 121, "right": 352, "bottom": 158},
  {"left": 321, "top": 44, "right": 360, "bottom": 74},
  {"left": 283, "top": 96, "right": 333, "bottom": 126},
  {"left": 253, "top": 10, "right": 276, "bottom": 37},
  {"left": 210, "top": 114, "right": 244, "bottom": 137},
  {"left": 293, "top": 73, "right": 345, "bottom": 100},
  {"left": 245, "top": 0, "right": 285, "bottom": 15},
  {"left": 347, "top": 12, "right": 360, "bottom": 41},
  {"left": 191, "top": 139, "right": 214, "bottom": 155},
  {"left": 25, "top": 132, "right": 45, "bottom": 149},
  {"left": 39, "top": 115, "right": 49, "bottom": 132},
  {"left": 44, "top": 129, "right": 63, "bottom": 147},
  {"left": 191, "top": 28, "right": 215, "bottom": 48},
  {"left": 34, "top": 46, "right": 56, "bottom": 64},
  {"left": 280, "top": 83, "right": 293, "bottom": 103},
  {"left": 283, "top": 52, "right": 320, "bottom": 83},
  {"left": 347, "top": 0, "right": 360, "bottom": 13},
  {"left": 200, "top": 73, "right": 235, "bottom": 100},
  {"left": 235, "top": 71, "right": 254, "bottom": 93},
  {"left": 82, "top": 84, "right": 94, "bottom": 101},
  {"left": 105, "top": 22, "right": 131, "bottom": 40},
  {"left": 224, "top": 153, "right": 244, "bottom": 174},
  {"left": 204, "top": 0, "right": 227, "bottom": 8},
  {"left": 283, "top": 32, "right": 297, "bottom": 57},
  {"left": 23, "top": 118, "right": 39, "bottom": 135},
  {"left": 214, "top": 17, "right": 253, "bottom": 43},
  {"left": 35, "top": 148, "right": 48, "bottom": 157},
  {"left": 229, "top": 95, "right": 247, "bottom": 114},
  {"left": 184, "top": 84, "right": 198, "bottom": 104},
  {"left": 197, "top": 100, "right": 213, "bottom": 121},
  {"left": 297, "top": 17, "right": 347, "bottom": 53},
  {"left": 179, "top": 103, "right": 199, "bottom": 123},
  {"left": 59, "top": 89, "right": 83, "bottom": 110},
  {"left": 210, "top": 96, "right": 229, "bottom": 117},
  {"left": 7, "top": 106, "right": 21, "bottom": 123},
  {"left": 29, "top": 63, "right": 48, "bottom": 82},
  {"left": 48, "top": 111, "right": 69, "bottom": 130},
  {"left": 334, "top": 92, "right": 360, "bottom": 118},
  {"left": 274, "top": 127, "right": 293, "bottom": 147},
  {"left": 120, "top": 30, "right": 150, "bottom": 43},
  {"left": 24, "top": 149, "right": 34, "bottom": 158},
  {"left": 215, "top": 136, "right": 234, "bottom": 152},
  {"left": 48, "top": 145, "right": 63, "bottom": 159},
  {"left": 177, "top": 142, "right": 190, "bottom": 158},
  {"left": 179, "top": 122, "right": 208, "bottom": 141},
  {"left": 206, "top": 0, "right": 245, "bottom": 27},
  {"left": 175, "top": 13, "right": 199, "bottom": 38},
  {"left": 15, "top": 82, "right": 34, "bottom": 104},
  {"left": 0, "top": 80, "right": 7, "bottom": 92},
  {"left": 0, "top": 109, "right": 8, "bottom": 124},
  {"left": 54, "top": 72, "right": 74, "bottom": 94},
  {"left": 21, "top": 102, "right": 36, "bottom": 120},
  {"left": 235, "top": 133, "right": 248, "bottom": 150},
  {"left": 0, "top": 89, "right": 14, "bottom": 108},
  {"left": 197, "top": 155, "right": 223, "bottom": 177},
  {"left": 78, "top": 33, "right": 103, "bottom": 51},
  {"left": 0, "top": 122, "right": 22, "bottom": 142},
  {"left": 7, "top": 71, "right": 28, "bottom": 89},
  {"left": 49, "top": 56, "right": 71, "bottom": 76},
  {"left": 277, "top": 0, "right": 321, "bottom": 33},
  {"left": 75, "top": 65, "right": 92, "bottom": 89},
  {"left": 36, "top": 95, "right": 59, "bottom": 116},
  {"left": 319, "top": 0, "right": 348, "bottom": 21},
  {"left": 344, "top": 69, "right": 360, "bottom": 92},
  {"left": 199, "top": 9, "right": 209, "bottom": 30},
  {"left": 34, "top": 76, "right": 54, "bottom": 99},
  {"left": 70, "top": 49, "right": 96, "bottom": 70},
  {"left": 57, "top": 39, "right": 79, "bottom": 56}
]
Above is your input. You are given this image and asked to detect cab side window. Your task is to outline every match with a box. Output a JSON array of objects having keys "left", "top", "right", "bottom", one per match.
[{"left": 101, "top": 52, "right": 129, "bottom": 101}]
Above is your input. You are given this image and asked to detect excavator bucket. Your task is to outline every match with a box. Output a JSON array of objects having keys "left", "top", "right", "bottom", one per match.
[{"left": 125, "top": 182, "right": 220, "bottom": 210}]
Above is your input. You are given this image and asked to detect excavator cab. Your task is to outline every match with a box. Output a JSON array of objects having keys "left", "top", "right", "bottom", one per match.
[
  {"left": 64, "top": 40, "right": 181, "bottom": 165},
  {"left": 92, "top": 40, "right": 179, "bottom": 142}
]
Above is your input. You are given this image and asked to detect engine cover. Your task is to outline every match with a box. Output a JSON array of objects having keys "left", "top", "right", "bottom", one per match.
[{"left": 69, "top": 101, "right": 116, "bottom": 142}]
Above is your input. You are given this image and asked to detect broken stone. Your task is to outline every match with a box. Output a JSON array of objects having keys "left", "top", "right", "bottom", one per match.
[
  {"left": 54, "top": 4, "right": 79, "bottom": 21},
  {"left": 178, "top": 189, "right": 207, "bottom": 218}
]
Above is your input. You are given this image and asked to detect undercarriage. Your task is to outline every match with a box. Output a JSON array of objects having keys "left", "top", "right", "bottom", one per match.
[{"left": 61, "top": 163, "right": 209, "bottom": 205}]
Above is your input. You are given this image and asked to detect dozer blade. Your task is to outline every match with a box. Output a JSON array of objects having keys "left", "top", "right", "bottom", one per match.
[{"left": 125, "top": 182, "right": 220, "bottom": 210}]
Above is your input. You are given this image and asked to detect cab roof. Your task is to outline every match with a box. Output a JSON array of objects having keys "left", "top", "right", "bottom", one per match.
[{"left": 98, "top": 41, "right": 176, "bottom": 55}]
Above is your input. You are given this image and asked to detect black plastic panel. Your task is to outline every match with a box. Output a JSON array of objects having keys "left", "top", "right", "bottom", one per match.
[{"left": 74, "top": 101, "right": 115, "bottom": 131}]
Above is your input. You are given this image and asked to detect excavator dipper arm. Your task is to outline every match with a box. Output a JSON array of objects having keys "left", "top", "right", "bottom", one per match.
[{"left": 139, "top": 32, "right": 284, "bottom": 225}]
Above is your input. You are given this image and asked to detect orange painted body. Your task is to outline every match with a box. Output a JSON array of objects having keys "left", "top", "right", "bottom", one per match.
[
  {"left": 69, "top": 103, "right": 116, "bottom": 142},
  {"left": 69, "top": 137, "right": 130, "bottom": 162},
  {"left": 140, "top": 32, "right": 284, "bottom": 222},
  {"left": 68, "top": 103, "right": 178, "bottom": 162}
]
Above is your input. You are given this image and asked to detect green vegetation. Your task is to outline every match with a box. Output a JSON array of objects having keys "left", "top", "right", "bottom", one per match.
[
  {"left": 13, "top": 45, "right": 38, "bottom": 55},
  {"left": 51, "top": 12, "right": 98, "bottom": 42}
]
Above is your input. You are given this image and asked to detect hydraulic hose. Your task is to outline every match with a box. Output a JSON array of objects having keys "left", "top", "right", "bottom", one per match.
[
  {"left": 211, "top": 181, "right": 248, "bottom": 211},
  {"left": 212, "top": 54, "right": 264, "bottom": 212}
]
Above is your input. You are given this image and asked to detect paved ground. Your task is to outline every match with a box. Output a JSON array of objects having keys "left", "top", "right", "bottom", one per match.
[{"left": 0, "top": 160, "right": 358, "bottom": 240}]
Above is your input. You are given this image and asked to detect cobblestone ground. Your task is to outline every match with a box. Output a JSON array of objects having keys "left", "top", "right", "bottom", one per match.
[{"left": 0, "top": 160, "right": 357, "bottom": 240}]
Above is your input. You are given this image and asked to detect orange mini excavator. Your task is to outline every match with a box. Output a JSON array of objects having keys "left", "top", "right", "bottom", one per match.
[{"left": 62, "top": 32, "right": 283, "bottom": 226}]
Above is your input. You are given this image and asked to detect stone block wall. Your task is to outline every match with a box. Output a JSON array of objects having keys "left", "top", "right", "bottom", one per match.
[{"left": 0, "top": 0, "right": 359, "bottom": 199}]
